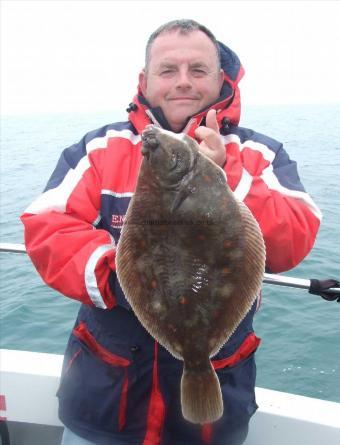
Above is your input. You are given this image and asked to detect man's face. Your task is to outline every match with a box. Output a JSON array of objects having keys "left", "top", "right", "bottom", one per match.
[{"left": 139, "top": 30, "right": 224, "bottom": 132}]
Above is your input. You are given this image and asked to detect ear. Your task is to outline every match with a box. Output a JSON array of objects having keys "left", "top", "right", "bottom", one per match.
[
  {"left": 218, "top": 69, "right": 224, "bottom": 89},
  {"left": 139, "top": 69, "right": 147, "bottom": 95}
]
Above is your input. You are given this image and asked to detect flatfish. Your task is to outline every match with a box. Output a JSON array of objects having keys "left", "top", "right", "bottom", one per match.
[{"left": 116, "top": 125, "right": 265, "bottom": 424}]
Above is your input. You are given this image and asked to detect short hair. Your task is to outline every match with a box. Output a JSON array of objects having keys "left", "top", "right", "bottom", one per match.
[{"left": 145, "top": 19, "right": 221, "bottom": 71}]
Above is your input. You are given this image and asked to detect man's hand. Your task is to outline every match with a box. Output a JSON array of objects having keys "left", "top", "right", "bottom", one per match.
[{"left": 194, "top": 109, "right": 226, "bottom": 167}]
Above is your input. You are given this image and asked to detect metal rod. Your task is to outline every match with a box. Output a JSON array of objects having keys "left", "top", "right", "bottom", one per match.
[
  {"left": 263, "top": 273, "right": 310, "bottom": 290},
  {"left": 0, "top": 242, "right": 27, "bottom": 253},
  {"left": 1, "top": 242, "right": 339, "bottom": 294},
  {"left": 263, "top": 273, "right": 339, "bottom": 295}
]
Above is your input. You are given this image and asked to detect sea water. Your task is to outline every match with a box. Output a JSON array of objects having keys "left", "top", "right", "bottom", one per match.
[{"left": 1, "top": 103, "right": 339, "bottom": 403}]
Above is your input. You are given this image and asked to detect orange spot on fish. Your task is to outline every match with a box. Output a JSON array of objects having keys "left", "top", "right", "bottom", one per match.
[
  {"left": 179, "top": 296, "right": 188, "bottom": 305},
  {"left": 151, "top": 279, "right": 157, "bottom": 289},
  {"left": 222, "top": 266, "right": 231, "bottom": 274},
  {"left": 197, "top": 234, "right": 206, "bottom": 241},
  {"left": 203, "top": 174, "right": 212, "bottom": 183},
  {"left": 223, "top": 240, "right": 232, "bottom": 248}
]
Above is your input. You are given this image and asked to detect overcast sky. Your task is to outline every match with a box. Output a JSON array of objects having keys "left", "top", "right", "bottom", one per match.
[{"left": 1, "top": 0, "right": 340, "bottom": 115}]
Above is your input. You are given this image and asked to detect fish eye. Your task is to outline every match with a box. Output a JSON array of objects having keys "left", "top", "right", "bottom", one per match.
[{"left": 169, "top": 152, "right": 178, "bottom": 171}]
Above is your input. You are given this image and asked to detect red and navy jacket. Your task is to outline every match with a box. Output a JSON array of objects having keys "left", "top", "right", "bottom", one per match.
[{"left": 21, "top": 42, "right": 321, "bottom": 444}]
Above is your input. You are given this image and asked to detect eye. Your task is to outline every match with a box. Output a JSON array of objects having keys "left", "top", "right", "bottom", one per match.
[
  {"left": 169, "top": 152, "right": 178, "bottom": 171},
  {"left": 192, "top": 68, "right": 206, "bottom": 77},
  {"left": 160, "top": 69, "right": 175, "bottom": 76}
]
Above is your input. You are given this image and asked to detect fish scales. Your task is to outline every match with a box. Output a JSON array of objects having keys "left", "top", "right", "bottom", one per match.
[{"left": 116, "top": 125, "right": 265, "bottom": 424}]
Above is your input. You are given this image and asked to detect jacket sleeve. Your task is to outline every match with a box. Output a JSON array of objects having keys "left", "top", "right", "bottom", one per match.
[
  {"left": 20, "top": 136, "right": 117, "bottom": 309},
  {"left": 224, "top": 135, "right": 321, "bottom": 273}
]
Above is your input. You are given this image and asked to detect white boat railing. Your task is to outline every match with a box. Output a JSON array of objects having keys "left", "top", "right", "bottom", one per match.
[{"left": 1, "top": 348, "right": 340, "bottom": 444}]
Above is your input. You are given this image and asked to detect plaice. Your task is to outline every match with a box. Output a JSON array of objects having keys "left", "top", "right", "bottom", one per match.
[{"left": 116, "top": 125, "right": 265, "bottom": 424}]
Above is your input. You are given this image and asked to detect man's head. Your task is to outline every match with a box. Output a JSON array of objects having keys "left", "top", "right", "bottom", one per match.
[{"left": 139, "top": 20, "right": 224, "bottom": 132}]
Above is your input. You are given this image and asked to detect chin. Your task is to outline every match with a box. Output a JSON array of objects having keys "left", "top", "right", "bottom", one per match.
[
  {"left": 168, "top": 112, "right": 197, "bottom": 131},
  {"left": 169, "top": 120, "right": 189, "bottom": 132}
]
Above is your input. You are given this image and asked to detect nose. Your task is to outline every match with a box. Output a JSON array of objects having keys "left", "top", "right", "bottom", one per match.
[{"left": 175, "top": 68, "right": 192, "bottom": 90}]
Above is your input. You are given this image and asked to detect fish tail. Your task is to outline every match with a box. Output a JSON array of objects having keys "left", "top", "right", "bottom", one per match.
[{"left": 181, "top": 360, "right": 223, "bottom": 424}]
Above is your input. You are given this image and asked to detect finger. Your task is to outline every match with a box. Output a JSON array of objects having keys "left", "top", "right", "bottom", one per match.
[
  {"left": 205, "top": 109, "right": 220, "bottom": 133},
  {"left": 198, "top": 141, "right": 225, "bottom": 166},
  {"left": 197, "top": 143, "right": 211, "bottom": 157},
  {"left": 195, "top": 126, "right": 220, "bottom": 148}
]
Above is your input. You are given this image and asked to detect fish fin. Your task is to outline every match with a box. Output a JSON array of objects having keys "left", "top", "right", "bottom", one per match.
[
  {"left": 238, "top": 200, "right": 266, "bottom": 298},
  {"left": 181, "top": 360, "right": 223, "bottom": 424}
]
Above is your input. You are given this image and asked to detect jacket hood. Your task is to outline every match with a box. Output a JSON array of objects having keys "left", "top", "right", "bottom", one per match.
[{"left": 127, "top": 41, "right": 244, "bottom": 137}]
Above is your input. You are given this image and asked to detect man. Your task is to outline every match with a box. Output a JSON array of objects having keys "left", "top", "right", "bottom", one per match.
[{"left": 21, "top": 20, "right": 321, "bottom": 445}]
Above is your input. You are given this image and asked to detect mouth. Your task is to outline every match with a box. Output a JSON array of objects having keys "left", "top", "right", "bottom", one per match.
[
  {"left": 141, "top": 126, "right": 160, "bottom": 160},
  {"left": 141, "top": 146, "right": 150, "bottom": 160},
  {"left": 168, "top": 97, "right": 198, "bottom": 101}
]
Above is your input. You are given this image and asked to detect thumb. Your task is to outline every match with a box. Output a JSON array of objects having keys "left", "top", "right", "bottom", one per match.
[{"left": 205, "top": 109, "right": 220, "bottom": 133}]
